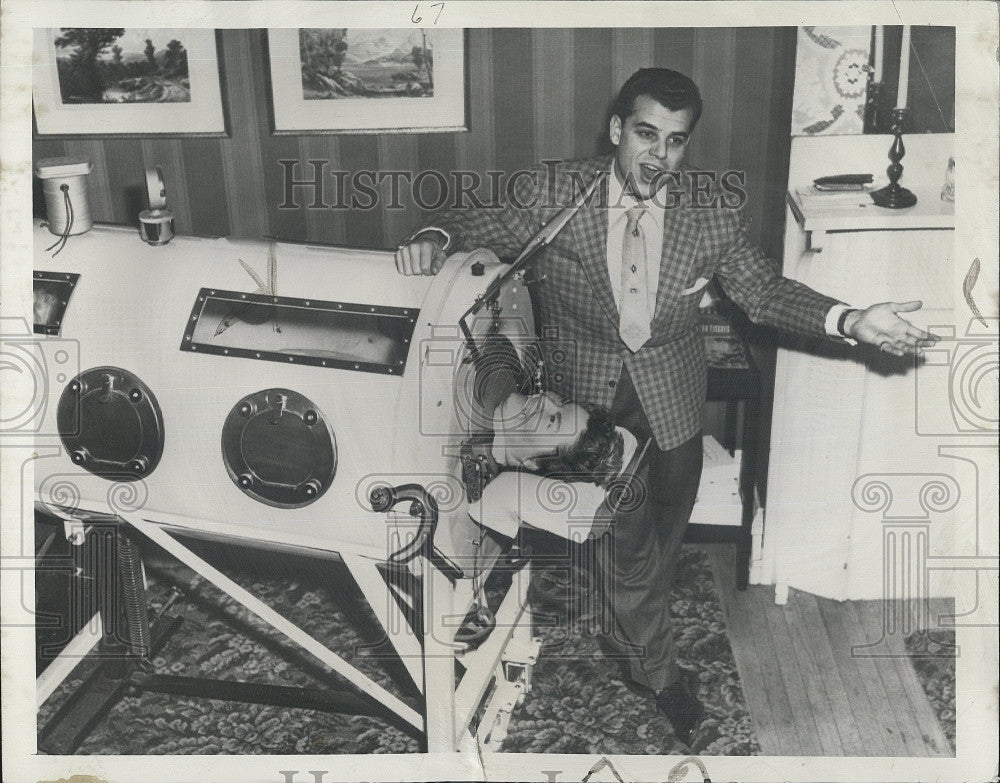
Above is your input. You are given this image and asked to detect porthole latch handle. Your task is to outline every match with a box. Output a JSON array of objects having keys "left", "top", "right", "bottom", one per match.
[
  {"left": 268, "top": 393, "right": 287, "bottom": 425},
  {"left": 99, "top": 373, "right": 115, "bottom": 404}
]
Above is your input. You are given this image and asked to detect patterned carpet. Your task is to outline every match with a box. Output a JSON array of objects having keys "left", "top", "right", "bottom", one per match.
[
  {"left": 37, "top": 539, "right": 760, "bottom": 755},
  {"left": 502, "top": 545, "right": 758, "bottom": 755},
  {"left": 903, "top": 628, "right": 957, "bottom": 754}
]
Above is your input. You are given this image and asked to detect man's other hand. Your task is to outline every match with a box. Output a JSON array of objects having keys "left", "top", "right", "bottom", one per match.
[
  {"left": 845, "top": 301, "right": 941, "bottom": 356},
  {"left": 395, "top": 237, "right": 447, "bottom": 276}
]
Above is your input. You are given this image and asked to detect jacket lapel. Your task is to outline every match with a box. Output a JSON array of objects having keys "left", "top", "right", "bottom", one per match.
[
  {"left": 652, "top": 174, "right": 703, "bottom": 327},
  {"left": 566, "top": 155, "right": 620, "bottom": 326},
  {"left": 563, "top": 158, "right": 704, "bottom": 330}
]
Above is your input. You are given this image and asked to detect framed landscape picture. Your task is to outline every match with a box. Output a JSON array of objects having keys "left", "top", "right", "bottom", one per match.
[
  {"left": 32, "top": 27, "right": 228, "bottom": 136},
  {"left": 266, "top": 28, "right": 468, "bottom": 133}
]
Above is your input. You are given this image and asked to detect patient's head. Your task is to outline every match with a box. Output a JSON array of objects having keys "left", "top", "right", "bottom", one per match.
[{"left": 492, "top": 391, "right": 624, "bottom": 487}]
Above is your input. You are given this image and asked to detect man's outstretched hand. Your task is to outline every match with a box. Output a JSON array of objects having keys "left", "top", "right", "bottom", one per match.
[
  {"left": 394, "top": 237, "right": 447, "bottom": 276},
  {"left": 844, "top": 301, "right": 940, "bottom": 357}
]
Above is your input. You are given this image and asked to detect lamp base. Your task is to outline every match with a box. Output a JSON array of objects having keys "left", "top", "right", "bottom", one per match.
[{"left": 870, "top": 183, "right": 917, "bottom": 209}]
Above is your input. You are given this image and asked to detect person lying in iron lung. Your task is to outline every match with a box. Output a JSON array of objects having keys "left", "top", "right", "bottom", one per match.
[
  {"left": 469, "top": 389, "right": 644, "bottom": 542},
  {"left": 461, "top": 339, "right": 648, "bottom": 543}
]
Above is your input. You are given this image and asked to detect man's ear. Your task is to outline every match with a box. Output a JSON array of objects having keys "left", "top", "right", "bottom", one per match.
[{"left": 609, "top": 114, "right": 622, "bottom": 146}]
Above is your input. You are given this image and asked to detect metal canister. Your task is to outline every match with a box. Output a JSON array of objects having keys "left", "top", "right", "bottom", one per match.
[{"left": 34, "top": 156, "right": 94, "bottom": 236}]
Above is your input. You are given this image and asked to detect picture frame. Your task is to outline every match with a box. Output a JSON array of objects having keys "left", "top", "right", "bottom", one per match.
[
  {"left": 32, "top": 27, "right": 228, "bottom": 137},
  {"left": 265, "top": 28, "right": 468, "bottom": 134}
]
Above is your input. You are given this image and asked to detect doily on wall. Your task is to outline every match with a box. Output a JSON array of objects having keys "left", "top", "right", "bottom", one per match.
[{"left": 792, "top": 26, "right": 872, "bottom": 136}]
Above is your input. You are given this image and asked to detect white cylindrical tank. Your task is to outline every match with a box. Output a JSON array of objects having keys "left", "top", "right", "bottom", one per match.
[{"left": 32, "top": 223, "right": 534, "bottom": 561}]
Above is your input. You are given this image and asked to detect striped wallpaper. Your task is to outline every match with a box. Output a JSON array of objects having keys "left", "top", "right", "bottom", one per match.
[{"left": 33, "top": 27, "right": 797, "bottom": 260}]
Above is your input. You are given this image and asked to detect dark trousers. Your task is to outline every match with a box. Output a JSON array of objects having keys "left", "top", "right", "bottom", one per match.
[{"left": 592, "top": 367, "right": 703, "bottom": 693}]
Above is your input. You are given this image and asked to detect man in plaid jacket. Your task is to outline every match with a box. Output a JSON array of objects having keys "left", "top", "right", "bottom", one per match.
[{"left": 396, "top": 68, "right": 937, "bottom": 745}]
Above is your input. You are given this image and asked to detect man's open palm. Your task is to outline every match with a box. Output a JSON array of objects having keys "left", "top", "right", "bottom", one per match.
[{"left": 847, "top": 301, "right": 940, "bottom": 356}]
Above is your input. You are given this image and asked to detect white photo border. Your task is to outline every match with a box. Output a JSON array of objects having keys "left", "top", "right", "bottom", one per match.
[{"left": 2, "top": 3, "right": 997, "bottom": 783}]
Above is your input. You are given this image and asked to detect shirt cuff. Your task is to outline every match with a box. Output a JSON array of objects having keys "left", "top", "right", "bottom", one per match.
[
  {"left": 826, "top": 303, "right": 858, "bottom": 345},
  {"left": 408, "top": 227, "right": 451, "bottom": 253}
]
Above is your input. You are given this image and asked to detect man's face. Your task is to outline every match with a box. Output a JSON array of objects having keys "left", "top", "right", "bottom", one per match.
[
  {"left": 492, "top": 391, "right": 588, "bottom": 468},
  {"left": 610, "top": 95, "right": 694, "bottom": 200}
]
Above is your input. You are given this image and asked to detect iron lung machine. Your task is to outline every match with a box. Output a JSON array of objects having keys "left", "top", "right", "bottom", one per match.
[{"left": 32, "top": 222, "right": 548, "bottom": 753}]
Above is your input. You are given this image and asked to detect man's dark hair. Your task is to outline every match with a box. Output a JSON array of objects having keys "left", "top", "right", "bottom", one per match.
[
  {"left": 611, "top": 67, "right": 702, "bottom": 127},
  {"left": 530, "top": 404, "right": 624, "bottom": 489}
]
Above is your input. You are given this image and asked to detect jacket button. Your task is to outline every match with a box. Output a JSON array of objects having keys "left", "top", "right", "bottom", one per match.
[{"left": 608, "top": 379, "right": 617, "bottom": 388}]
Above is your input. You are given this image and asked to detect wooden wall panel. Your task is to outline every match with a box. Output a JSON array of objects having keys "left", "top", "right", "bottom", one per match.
[
  {"left": 298, "top": 136, "right": 346, "bottom": 246},
  {"left": 217, "top": 29, "right": 267, "bottom": 239},
  {"left": 653, "top": 28, "right": 696, "bottom": 80},
  {"left": 183, "top": 137, "right": 230, "bottom": 237},
  {"left": 249, "top": 30, "right": 307, "bottom": 243},
  {"left": 33, "top": 27, "right": 798, "bottom": 256},
  {"left": 611, "top": 28, "right": 654, "bottom": 99},
  {"left": 533, "top": 29, "right": 576, "bottom": 162},
  {"left": 573, "top": 29, "right": 616, "bottom": 160},
  {"left": 748, "top": 28, "right": 797, "bottom": 261},
  {"left": 492, "top": 28, "right": 536, "bottom": 174},
  {"left": 378, "top": 134, "right": 421, "bottom": 249},
  {"left": 339, "top": 135, "right": 382, "bottom": 249},
  {"left": 454, "top": 29, "right": 495, "bottom": 197},
  {"left": 690, "top": 28, "right": 739, "bottom": 185},
  {"left": 101, "top": 138, "right": 145, "bottom": 225},
  {"left": 416, "top": 132, "right": 458, "bottom": 223}
]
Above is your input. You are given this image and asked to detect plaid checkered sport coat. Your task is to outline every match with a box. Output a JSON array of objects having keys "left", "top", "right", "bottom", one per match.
[{"left": 422, "top": 155, "right": 842, "bottom": 450}]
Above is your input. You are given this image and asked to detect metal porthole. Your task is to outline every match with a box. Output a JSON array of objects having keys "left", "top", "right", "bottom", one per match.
[
  {"left": 221, "top": 388, "right": 337, "bottom": 508},
  {"left": 57, "top": 366, "right": 165, "bottom": 481}
]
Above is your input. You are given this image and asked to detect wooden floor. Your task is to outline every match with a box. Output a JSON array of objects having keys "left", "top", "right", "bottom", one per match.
[{"left": 703, "top": 543, "right": 954, "bottom": 757}]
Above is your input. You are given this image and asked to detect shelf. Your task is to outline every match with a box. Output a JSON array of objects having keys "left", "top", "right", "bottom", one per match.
[
  {"left": 699, "top": 310, "right": 761, "bottom": 401},
  {"left": 787, "top": 188, "right": 954, "bottom": 250},
  {"left": 690, "top": 443, "right": 744, "bottom": 528}
]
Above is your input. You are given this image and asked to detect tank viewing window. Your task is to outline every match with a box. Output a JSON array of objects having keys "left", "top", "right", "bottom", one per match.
[
  {"left": 34, "top": 271, "right": 80, "bottom": 336},
  {"left": 181, "top": 288, "right": 417, "bottom": 375}
]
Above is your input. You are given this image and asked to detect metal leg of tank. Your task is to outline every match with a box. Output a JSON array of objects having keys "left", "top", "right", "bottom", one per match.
[
  {"left": 460, "top": 560, "right": 539, "bottom": 752},
  {"left": 37, "top": 516, "right": 536, "bottom": 754},
  {"left": 129, "top": 518, "right": 425, "bottom": 734},
  {"left": 421, "top": 560, "right": 461, "bottom": 751},
  {"left": 340, "top": 553, "right": 424, "bottom": 695},
  {"left": 37, "top": 519, "right": 182, "bottom": 754}
]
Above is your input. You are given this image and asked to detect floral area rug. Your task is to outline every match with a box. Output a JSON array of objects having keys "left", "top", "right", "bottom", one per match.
[
  {"left": 903, "top": 629, "right": 956, "bottom": 753},
  {"left": 37, "top": 540, "right": 760, "bottom": 755},
  {"left": 501, "top": 545, "right": 759, "bottom": 755}
]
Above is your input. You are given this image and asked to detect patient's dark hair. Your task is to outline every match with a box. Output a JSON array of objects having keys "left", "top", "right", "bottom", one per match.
[{"left": 529, "top": 404, "right": 624, "bottom": 488}]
